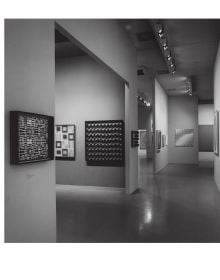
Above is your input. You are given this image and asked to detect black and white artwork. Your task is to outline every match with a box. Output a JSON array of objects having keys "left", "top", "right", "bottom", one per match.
[
  {"left": 199, "top": 125, "right": 213, "bottom": 152},
  {"left": 85, "top": 120, "right": 124, "bottom": 166},
  {"left": 10, "top": 111, "right": 54, "bottom": 164},
  {"left": 139, "top": 130, "right": 147, "bottom": 149},
  {"left": 175, "top": 129, "right": 194, "bottom": 147},
  {"left": 156, "top": 130, "right": 161, "bottom": 150},
  {"left": 214, "top": 111, "right": 219, "bottom": 156},
  {"left": 162, "top": 135, "right": 166, "bottom": 148},
  {"left": 55, "top": 125, "right": 76, "bottom": 160}
]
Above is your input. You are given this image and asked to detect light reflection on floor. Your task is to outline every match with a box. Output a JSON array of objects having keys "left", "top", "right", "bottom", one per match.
[{"left": 56, "top": 159, "right": 220, "bottom": 242}]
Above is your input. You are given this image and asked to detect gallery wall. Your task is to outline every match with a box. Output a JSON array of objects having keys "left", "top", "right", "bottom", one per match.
[
  {"left": 5, "top": 20, "right": 56, "bottom": 242},
  {"left": 55, "top": 19, "right": 138, "bottom": 193},
  {"left": 154, "top": 79, "right": 168, "bottom": 173},
  {"left": 55, "top": 55, "right": 125, "bottom": 188},
  {"left": 214, "top": 41, "right": 220, "bottom": 190},
  {"left": 168, "top": 96, "right": 198, "bottom": 164},
  {"left": 198, "top": 104, "right": 214, "bottom": 167}
]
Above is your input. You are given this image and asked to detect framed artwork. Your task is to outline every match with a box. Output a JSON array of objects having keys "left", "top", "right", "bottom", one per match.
[
  {"left": 131, "top": 130, "right": 139, "bottom": 147},
  {"left": 156, "top": 130, "right": 161, "bottom": 149},
  {"left": 162, "top": 135, "right": 166, "bottom": 148},
  {"left": 55, "top": 124, "right": 76, "bottom": 160},
  {"left": 214, "top": 111, "right": 219, "bottom": 156},
  {"left": 199, "top": 125, "right": 213, "bottom": 152},
  {"left": 85, "top": 120, "right": 124, "bottom": 166},
  {"left": 139, "top": 130, "right": 147, "bottom": 150},
  {"left": 10, "top": 111, "right": 54, "bottom": 164},
  {"left": 175, "top": 129, "right": 194, "bottom": 147}
]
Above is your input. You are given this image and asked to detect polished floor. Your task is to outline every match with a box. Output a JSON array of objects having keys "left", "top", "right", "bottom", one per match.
[{"left": 56, "top": 158, "right": 220, "bottom": 242}]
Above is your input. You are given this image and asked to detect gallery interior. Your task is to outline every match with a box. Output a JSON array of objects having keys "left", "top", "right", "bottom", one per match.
[{"left": 4, "top": 19, "right": 220, "bottom": 242}]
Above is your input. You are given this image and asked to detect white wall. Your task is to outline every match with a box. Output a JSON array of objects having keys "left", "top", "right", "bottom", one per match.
[
  {"left": 214, "top": 41, "right": 220, "bottom": 190},
  {"left": 55, "top": 55, "right": 125, "bottom": 188},
  {"left": 168, "top": 96, "right": 198, "bottom": 164},
  {"left": 154, "top": 79, "right": 168, "bottom": 173},
  {"left": 198, "top": 104, "right": 214, "bottom": 167},
  {"left": 5, "top": 20, "right": 56, "bottom": 242},
  {"left": 55, "top": 19, "right": 138, "bottom": 193}
]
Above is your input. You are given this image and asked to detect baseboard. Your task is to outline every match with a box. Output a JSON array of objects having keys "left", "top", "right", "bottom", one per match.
[{"left": 56, "top": 184, "right": 125, "bottom": 193}]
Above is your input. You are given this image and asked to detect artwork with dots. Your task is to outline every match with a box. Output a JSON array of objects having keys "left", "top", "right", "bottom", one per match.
[{"left": 10, "top": 111, "right": 54, "bottom": 164}]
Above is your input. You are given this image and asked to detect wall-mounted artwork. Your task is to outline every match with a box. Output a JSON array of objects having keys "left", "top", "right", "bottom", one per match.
[
  {"left": 131, "top": 130, "right": 139, "bottom": 147},
  {"left": 10, "top": 111, "right": 54, "bottom": 164},
  {"left": 162, "top": 135, "right": 166, "bottom": 148},
  {"left": 156, "top": 130, "right": 161, "bottom": 149},
  {"left": 85, "top": 120, "right": 124, "bottom": 166},
  {"left": 199, "top": 125, "right": 213, "bottom": 152},
  {"left": 55, "top": 125, "right": 76, "bottom": 160},
  {"left": 175, "top": 129, "right": 194, "bottom": 147},
  {"left": 214, "top": 111, "right": 219, "bottom": 156},
  {"left": 139, "top": 130, "right": 147, "bottom": 149}
]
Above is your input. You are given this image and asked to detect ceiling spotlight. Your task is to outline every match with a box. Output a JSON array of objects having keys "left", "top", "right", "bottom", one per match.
[
  {"left": 172, "top": 68, "right": 176, "bottom": 75},
  {"left": 167, "top": 54, "right": 172, "bottom": 61},
  {"left": 163, "top": 44, "right": 168, "bottom": 51},
  {"left": 170, "top": 63, "right": 175, "bottom": 68}
]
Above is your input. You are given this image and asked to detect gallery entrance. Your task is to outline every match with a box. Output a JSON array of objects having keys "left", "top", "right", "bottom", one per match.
[
  {"left": 137, "top": 69, "right": 155, "bottom": 188},
  {"left": 54, "top": 26, "right": 127, "bottom": 191}
]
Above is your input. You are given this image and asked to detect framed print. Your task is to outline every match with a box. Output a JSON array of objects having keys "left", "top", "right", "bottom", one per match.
[
  {"left": 10, "top": 111, "right": 54, "bottom": 164},
  {"left": 214, "top": 111, "right": 219, "bottom": 156},
  {"left": 162, "top": 135, "right": 166, "bottom": 148},
  {"left": 156, "top": 130, "right": 161, "bottom": 149},
  {"left": 175, "top": 129, "right": 194, "bottom": 147},
  {"left": 55, "top": 124, "right": 76, "bottom": 160},
  {"left": 139, "top": 130, "right": 147, "bottom": 150}
]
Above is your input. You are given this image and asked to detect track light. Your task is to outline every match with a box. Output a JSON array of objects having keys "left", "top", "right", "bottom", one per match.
[
  {"left": 167, "top": 54, "right": 172, "bottom": 61},
  {"left": 172, "top": 68, "right": 176, "bottom": 75},
  {"left": 163, "top": 43, "right": 168, "bottom": 51},
  {"left": 170, "top": 63, "right": 175, "bottom": 68}
]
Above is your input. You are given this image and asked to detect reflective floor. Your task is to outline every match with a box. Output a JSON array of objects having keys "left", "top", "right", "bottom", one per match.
[{"left": 56, "top": 159, "right": 220, "bottom": 242}]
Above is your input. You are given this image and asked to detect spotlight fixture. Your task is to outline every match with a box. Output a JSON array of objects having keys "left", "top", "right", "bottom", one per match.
[
  {"left": 163, "top": 43, "right": 168, "bottom": 51},
  {"left": 137, "top": 95, "right": 151, "bottom": 107},
  {"left": 167, "top": 54, "right": 172, "bottom": 61},
  {"left": 154, "top": 22, "right": 176, "bottom": 75}
]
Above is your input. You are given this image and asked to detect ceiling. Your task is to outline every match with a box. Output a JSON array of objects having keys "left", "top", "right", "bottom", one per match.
[
  {"left": 119, "top": 19, "right": 220, "bottom": 101},
  {"left": 55, "top": 29, "right": 87, "bottom": 58}
]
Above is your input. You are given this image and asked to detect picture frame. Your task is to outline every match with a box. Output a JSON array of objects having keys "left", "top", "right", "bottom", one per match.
[
  {"left": 175, "top": 128, "right": 194, "bottom": 147},
  {"left": 156, "top": 130, "right": 161, "bottom": 150},
  {"left": 214, "top": 111, "right": 219, "bottom": 156},
  {"left": 10, "top": 111, "right": 54, "bottom": 164},
  {"left": 55, "top": 124, "right": 76, "bottom": 160},
  {"left": 139, "top": 130, "right": 147, "bottom": 150}
]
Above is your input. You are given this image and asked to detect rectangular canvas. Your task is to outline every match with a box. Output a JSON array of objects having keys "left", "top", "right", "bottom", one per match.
[
  {"left": 55, "top": 125, "right": 76, "bottom": 160},
  {"left": 199, "top": 125, "right": 213, "bottom": 152},
  {"left": 214, "top": 111, "right": 219, "bottom": 156},
  {"left": 156, "top": 130, "right": 161, "bottom": 149},
  {"left": 85, "top": 120, "right": 124, "bottom": 166},
  {"left": 175, "top": 129, "right": 194, "bottom": 147},
  {"left": 162, "top": 135, "right": 166, "bottom": 148},
  {"left": 10, "top": 111, "right": 54, "bottom": 164},
  {"left": 139, "top": 130, "right": 147, "bottom": 150}
]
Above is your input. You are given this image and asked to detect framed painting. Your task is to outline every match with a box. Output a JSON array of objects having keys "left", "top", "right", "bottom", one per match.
[
  {"left": 55, "top": 124, "right": 76, "bottom": 160},
  {"left": 175, "top": 129, "right": 194, "bottom": 147},
  {"left": 214, "top": 111, "right": 219, "bottom": 156},
  {"left": 10, "top": 111, "right": 54, "bottom": 164},
  {"left": 156, "top": 130, "right": 161, "bottom": 149},
  {"left": 139, "top": 130, "right": 147, "bottom": 150}
]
